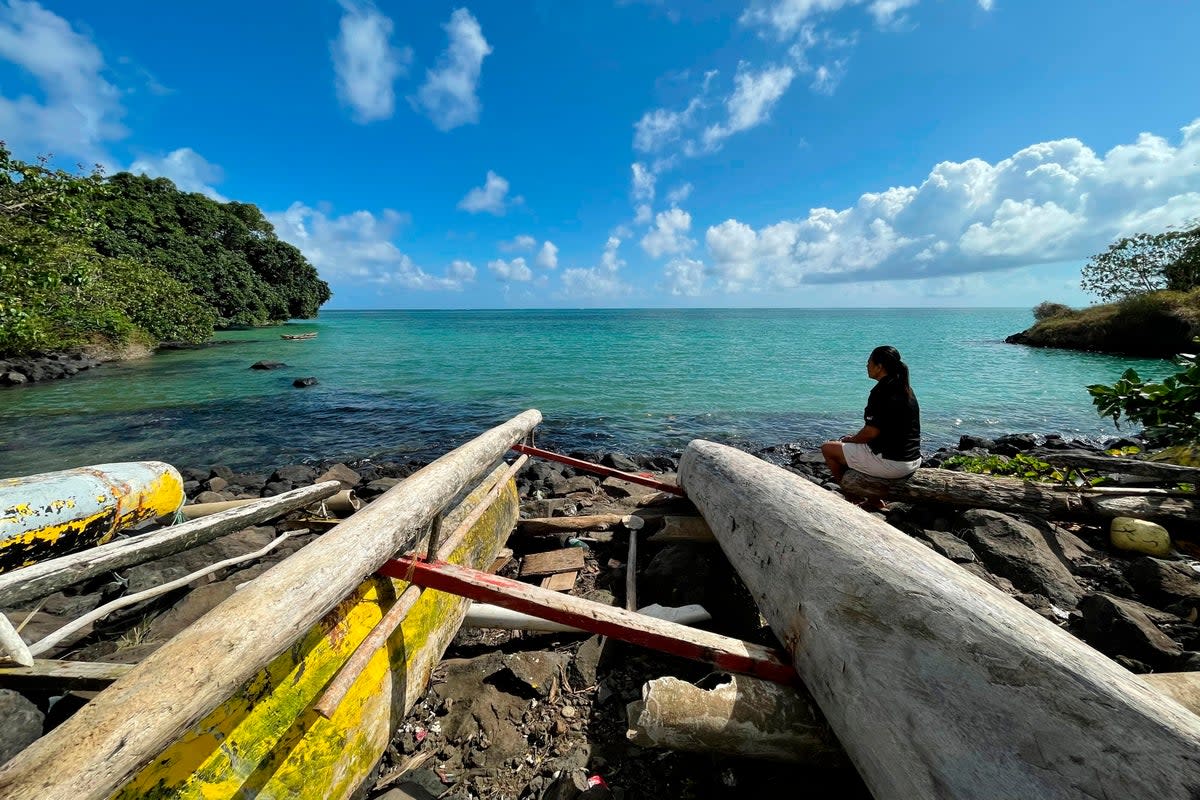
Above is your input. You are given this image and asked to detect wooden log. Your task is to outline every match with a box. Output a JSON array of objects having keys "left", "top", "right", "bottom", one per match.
[
  {"left": 0, "top": 659, "right": 134, "bottom": 691},
  {"left": 378, "top": 556, "right": 796, "bottom": 684},
  {"left": 841, "top": 467, "right": 1198, "bottom": 524},
  {"left": 1030, "top": 449, "right": 1200, "bottom": 483},
  {"left": 0, "top": 410, "right": 540, "bottom": 800},
  {"left": 0, "top": 481, "right": 339, "bottom": 609},
  {"left": 626, "top": 674, "right": 849, "bottom": 766},
  {"left": 520, "top": 548, "right": 586, "bottom": 577},
  {"left": 518, "top": 514, "right": 626, "bottom": 534},
  {"left": 646, "top": 515, "right": 715, "bottom": 543},
  {"left": 679, "top": 439, "right": 1200, "bottom": 800}
]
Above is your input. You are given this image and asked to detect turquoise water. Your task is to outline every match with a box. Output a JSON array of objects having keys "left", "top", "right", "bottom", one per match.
[{"left": 0, "top": 309, "right": 1174, "bottom": 477}]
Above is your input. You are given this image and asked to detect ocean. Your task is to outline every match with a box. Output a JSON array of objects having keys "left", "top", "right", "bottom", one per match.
[{"left": 0, "top": 308, "right": 1174, "bottom": 477}]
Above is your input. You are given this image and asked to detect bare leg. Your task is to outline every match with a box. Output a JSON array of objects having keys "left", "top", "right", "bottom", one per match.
[{"left": 820, "top": 441, "right": 848, "bottom": 482}]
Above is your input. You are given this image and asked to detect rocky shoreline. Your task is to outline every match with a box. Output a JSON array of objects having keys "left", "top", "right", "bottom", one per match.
[
  {"left": 0, "top": 351, "right": 106, "bottom": 386},
  {"left": 2, "top": 432, "right": 1198, "bottom": 798}
]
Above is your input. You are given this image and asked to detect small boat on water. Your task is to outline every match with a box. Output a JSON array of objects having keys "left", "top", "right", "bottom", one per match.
[{"left": 281, "top": 332, "right": 318, "bottom": 340}]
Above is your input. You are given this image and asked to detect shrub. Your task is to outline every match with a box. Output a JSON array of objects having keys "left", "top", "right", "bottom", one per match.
[
  {"left": 1088, "top": 339, "right": 1200, "bottom": 445},
  {"left": 1033, "top": 301, "right": 1074, "bottom": 321}
]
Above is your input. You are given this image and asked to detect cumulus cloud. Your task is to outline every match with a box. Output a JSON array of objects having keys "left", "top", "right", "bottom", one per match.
[
  {"left": 631, "top": 162, "right": 656, "bottom": 202},
  {"left": 269, "top": 202, "right": 473, "bottom": 290},
  {"left": 634, "top": 204, "right": 653, "bottom": 225},
  {"left": 129, "top": 148, "right": 227, "bottom": 201},
  {"left": 561, "top": 237, "right": 632, "bottom": 299},
  {"left": 695, "top": 120, "right": 1200, "bottom": 294},
  {"left": 0, "top": 0, "right": 125, "bottom": 164},
  {"left": 702, "top": 64, "right": 795, "bottom": 150},
  {"left": 536, "top": 241, "right": 558, "bottom": 269},
  {"left": 499, "top": 234, "right": 536, "bottom": 252},
  {"left": 458, "top": 170, "right": 512, "bottom": 215},
  {"left": 666, "top": 183, "right": 693, "bottom": 206},
  {"left": 641, "top": 208, "right": 695, "bottom": 258},
  {"left": 488, "top": 257, "right": 533, "bottom": 282},
  {"left": 663, "top": 256, "right": 705, "bottom": 296},
  {"left": 414, "top": 8, "right": 492, "bottom": 131},
  {"left": 331, "top": 0, "right": 411, "bottom": 124}
]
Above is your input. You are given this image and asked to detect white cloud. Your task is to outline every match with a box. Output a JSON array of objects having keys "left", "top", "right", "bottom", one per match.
[
  {"left": 331, "top": 0, "right": 411, "bottom": 124},
  {"left": 458, "top": 170, "right": 512, "bottom": 215},
  {"left": 810, "top": 60, "right": 847, "bottom": 94},
  {"left": 641, "top": 208, "right": 695, "bottom": 258},
  {"left": 488, "top": 256, "right": 533, "bottom": 282},
  {"left": 634, "top": 204, "right": 653, "bottom": 225},
  {"left": 699, "top": 119, "right": 1200, "bottom": 292},
  {"left": 665, "top": 183, "right": 693, "bottom": 206},
  {"left": 129, "top": 148, "right": 227, "bottom": 201},
  {"left": 631, "top": 162, "right": 656, "bottom": 202},
  {"left": 0, "top": 0, "right": 125, "bottom": 164},
  {"left": 500, "top": 234, "right": 536, "bottom": 252},
  {"left": 663, "top": 256, "right": 705, "bottom": 296},
  {"left": 536, "top": 240, "right": 558, "bottom": 269},
  {"left": 978, "top": 0, "right": 994, "bottom": 9},
  {"left": 741, "top": 0, "right": 920, "bottom": 37},
  {"left": 633, "top": 97, "right": 702, "bottom": 153},
  {"left": 561, "top": 236, "right": 633, "bottom": 299},
  {"left": 269, "top": 202, "right": 472, "bottom": 290},
  {"left": 414, "top": 8, "right": 491, "bottom": 131},
  {"left": 702, "top": 64, "right": 795, "bottom": 150}
]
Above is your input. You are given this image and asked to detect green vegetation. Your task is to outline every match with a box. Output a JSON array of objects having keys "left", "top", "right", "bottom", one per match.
[
  {"left": 1088, "top": 341, "right": 1200, "bottom": 446},
  {"left": 1081, "top": 226, "right": 1200, "bottom": 301},
  {"left": 942, "top": 452, "right": 1102, "bottom": 487},
  {"left": 0, "top": 146, "right": 330, "bottom": 357}
]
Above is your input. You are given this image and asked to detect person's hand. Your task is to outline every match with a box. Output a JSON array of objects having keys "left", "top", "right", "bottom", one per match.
[{"left": 839, "top": 435, "right": 851, "bottom": 443}]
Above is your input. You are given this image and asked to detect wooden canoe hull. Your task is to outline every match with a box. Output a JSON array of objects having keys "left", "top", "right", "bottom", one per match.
[
  {"left": 111, "top": 465, "right": 517, "bottom": 800},
  {"left": 0, "top": 462, "right": 184, "bottom": 573}
]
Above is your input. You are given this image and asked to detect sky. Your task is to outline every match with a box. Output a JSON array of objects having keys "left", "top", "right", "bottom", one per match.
[{"left": 1, "top": 0, "right": 1198, "bottom": 310}]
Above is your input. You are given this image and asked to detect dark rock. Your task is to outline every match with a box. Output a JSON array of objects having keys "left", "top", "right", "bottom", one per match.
[
  {"left": 361, "top": 477, "right": 403, "bottom": 498},
  {"left": 292, "top": 377, "right": 318, "bottom": 388},
  {"left": 918, "top": 530, "right": 977, "bottom": 563},
  {"left": 601, "top": 452, "right": 639, "bottom": 472},
  {"left": 203, "top": 476, "right": 229, "bottom": 493},
  {"left": 643, "top": 455, "right": 678, "bottom": 472},
  {"left": 193, "top": 490, "right": 228, "bottom": 505},
  {"left": 250, "top": 360, "right": 287, "bottom": 370},
  {"left": 0, "top": 689, "right": 44, "bottom": 764},
  {"left": 502, "top": 651, "right": 571, "bottom": 698},
  {"left": 993, "top": 433, "right": 1038, "bottom": 452},
  {"left": 271, "top": 464, "right": 318, "bottom": 484},
  {"left": 572, "top": 635, "right": 604, "bottom": 686},
  {"left": 0, "top": 371, "right": 28, "bottom": 386},
  {"left": 561, "top": 475, "right": 599, "bottom": 494},
  {"left": 182, "top": 480, "right": 200, "bottom": 497},
  {"left": 1126, "top": 558, "right": 1200, "bottom": 608},
  {"left": 315, "top": 463, "right": 361, "bottom": 488},
  {"left": 262, "top": 481, "right": 292, "bottom": 497},
  {"left": 643, "top": 544, "right": 713, "bottom": 607},
  {"left": 957, "top": 434, "right": 994, "bottom": 451},
  {"left": 960, "top": 562, "right": 1018, "bottom": 594},
  {"left": 961, "top": 510, "right": 1083, "bottom": 608},
  {"left": 523, "top": 498, "right": 571, "bottom": 518},
  {"left": 1074, "top": 563, "right": 1137, "bottom": 597},
  {"left": 209, "top": 465, "right": 236, "bottom": 481},
  {"left": 1079, "top": 592, "right": 1184, "bottom": 667}
]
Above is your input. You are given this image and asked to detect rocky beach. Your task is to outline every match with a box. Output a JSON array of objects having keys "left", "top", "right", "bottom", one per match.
[{"left": 2, "top": 428, "right": 1196, "bottom": 799}]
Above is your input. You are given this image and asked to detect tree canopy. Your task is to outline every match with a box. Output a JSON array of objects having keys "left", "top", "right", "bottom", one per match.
[
  {"left": 0, "top": 146, "right": 330, "bottom": 356},
  {"left": 1081, "top": 224, "right": 1200, "bottom": 301}
]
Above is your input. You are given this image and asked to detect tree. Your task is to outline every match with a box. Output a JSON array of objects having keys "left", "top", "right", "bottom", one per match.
[
  {"left": 1081, "top": 225, "right": 1200, "bottom": 301},
  {"left": 1088, "top": 341, "right": 1200, "bottom": 445}
]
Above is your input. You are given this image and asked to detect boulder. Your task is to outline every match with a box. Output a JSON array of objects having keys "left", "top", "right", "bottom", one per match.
[
  {"left": 360, "top": 477, "right": 403, "bottom": 499},
  {"left": 202, "top": 476, "right": 229, "bottom": 493},
  {"left": 0, "top": 689, "right": 45, "bottom": 764},
  {"left": 1125, "top": 558, "right": 1200, "bottom": 607},
  {"left": 917, "top": 530, "right": 976, "bottom": 563},
  {"left": 292, "top": 377, "right": 319, "bottom": 388},
  {"left": 960, "top": 510, "right": 1083, "bottom": 608},
  {"left": 271, "top": 464, "right": 318, "bottom": 484},
  {"left": 250, "top": 361, "right": 287, "bottom": 370},
  {"left": 563, "top": 475, "right": 599, "bottom": 494},
  {"left": 145, "top": 580, "right": 240, "bottom": 642},
  {"left": 600, "top": 476, "right": 656, "bottom": 500},
  {"left": 209, "top": 465, "right": 236, "bottom": 481},
  {"left": 1110, "top": 517, "right": 1171, "bottom": 557},
  {"left": 601, "top": 452, "right": 640, "bottom": 472},
  {"left": 643, "top": 544, "right": 713, "bottom": 607},
  {"left": 993, "top": 433, "right": 1038, "bottom": 452},
  {"left": 315, "top": 463, "right": 361, "bottom": 489},
  {"left": 192, "top": 490, "right": 229, "bottom": 505},
  {"left": 957, "top": 434, "right": 994, "bottom": 451},
  {"left": 1079, "top": 592, "right": 1184, "bottom": 667},
  {"left": 0, "top": 371, "right": 28, "bottom": 386}
]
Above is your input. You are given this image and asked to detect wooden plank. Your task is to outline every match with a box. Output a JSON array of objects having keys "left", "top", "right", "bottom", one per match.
[
  {"left": 0, "top": 482, "right": 340, "bottom": 608},
  {"left": 841, "top": 467, "right": 1198, "bottom": 524},
  {"left": 540, "top": 571, "right": 577, "bottom": 592},
  {"left": 520, "top": 548, "right": 585, "bottom": 577},
  {"left": 488, "top": 548, "right": 514, "bottom": 574},
  {"left": 0, "top": 410, "right": 540, "bottom": 800},
  {"left": 0, "top": 659, "right": 134, "bottom": 691},
  {"left": 378, "top": 556, "right": 796, "bottom": 684},
  {"left": 518, "top": 514, "right": 629, "bottom": 534},
  {"left": 680, "top": 439, "right": 1200, "bottom": 800}
]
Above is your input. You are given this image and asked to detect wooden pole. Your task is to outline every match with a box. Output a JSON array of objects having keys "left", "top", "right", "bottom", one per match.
[
  {"left": 517, "top": 514, "right": 632, "bottom": 534},
  {"left": 840, "top": 468, "right": 1198, "bottom": 524},
  {"left": 680, "top": 439, "right": 1200, "bottom": 800},
  {"left": 0, "top": 482, "right": 339, "bottom": 609},
  {"left": 0, "top": 410, "right": 540, "bottom": 800}
]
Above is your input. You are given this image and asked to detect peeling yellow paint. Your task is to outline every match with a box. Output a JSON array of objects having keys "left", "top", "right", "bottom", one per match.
[{"left": 113, "top": 470, "right": 518, "bottom": 800}]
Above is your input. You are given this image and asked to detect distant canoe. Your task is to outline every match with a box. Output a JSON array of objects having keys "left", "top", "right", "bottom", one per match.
[
  {"left": 281, "top": 332, "right": 318, "bottom": 340},
  {"left": 0, "top": 462, "right": 184, "bottom": 573}
]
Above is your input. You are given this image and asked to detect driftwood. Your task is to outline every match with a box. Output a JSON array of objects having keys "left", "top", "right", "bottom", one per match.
[
  {"left": 520, "top": 548, "right": 586, "bottom": 577},
  {"left": 1030, "top": 449, "right": 1200, "bottom": 483},
  {"left": 29, "top": 533, "right": 293, "bottom": 657},
  {"left": 841, "top": 467, "right": 1198, "bottom": 524},
  {"left": 0, "top": 410, "right": 540, "bottom": 800},
  {"left": 517, "top": 514, "right": 642, "bottom": 534},
  {"left": 680, "top": 440, "right": 1200, "bottom": 800},
  {"left": 626, "top": 674, "right": 849, "bottom": 766},
  {"left": 0, "top": 481, "right": 339, "bottom": 609},
  {"left": 1144, "top": 672, "right": 1200, "bottom": 718},
  {"left": 0, "top": 613, "right": 33, "bottom": 667},
  {"left": 0, "top": 659, "right": 134, "bottom": 691}
]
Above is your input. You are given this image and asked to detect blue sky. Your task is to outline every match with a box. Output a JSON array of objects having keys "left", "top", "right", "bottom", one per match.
[{"left": 2, "top": 0, "right": 1198, "bottom": 309}]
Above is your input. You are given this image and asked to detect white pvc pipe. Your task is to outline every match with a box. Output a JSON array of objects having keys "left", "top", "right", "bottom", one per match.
[{"left": 463, "top": 602, "right": 711, "bottom": 633}]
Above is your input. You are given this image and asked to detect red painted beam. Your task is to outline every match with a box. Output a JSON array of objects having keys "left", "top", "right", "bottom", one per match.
[
  {"left": 511, "top": 443, "right": 686, "bottom": 496},
  {"left": 378, "top": 556, "right": 797, "bottom": 685}
]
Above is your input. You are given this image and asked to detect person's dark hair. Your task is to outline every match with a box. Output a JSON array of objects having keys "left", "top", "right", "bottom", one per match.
[{"left": 870, "top": 345, "right": 912, "bottom": 396}]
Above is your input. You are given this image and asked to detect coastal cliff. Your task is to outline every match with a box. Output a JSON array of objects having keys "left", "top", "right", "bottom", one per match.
[{"left": 1006, "top": 290, "right": 1200, "bottom": 358}]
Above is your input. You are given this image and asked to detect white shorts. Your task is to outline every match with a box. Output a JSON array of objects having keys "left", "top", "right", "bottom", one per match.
[{"left": 843, "top": 442, "right": 921, "bottom": 479}]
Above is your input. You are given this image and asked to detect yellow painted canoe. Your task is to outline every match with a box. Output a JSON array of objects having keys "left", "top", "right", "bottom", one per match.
[{"left": 0, "top": 462, "right": 185, "bottom": 574}]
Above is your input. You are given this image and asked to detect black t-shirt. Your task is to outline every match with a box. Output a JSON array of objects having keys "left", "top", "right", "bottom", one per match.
[{"left": 864, "top": 377, "right": 921, "bottom": 462}]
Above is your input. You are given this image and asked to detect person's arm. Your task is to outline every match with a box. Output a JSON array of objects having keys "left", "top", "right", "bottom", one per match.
[{"left": 841, "top": 425, "right": 880, "bottom": 444}]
